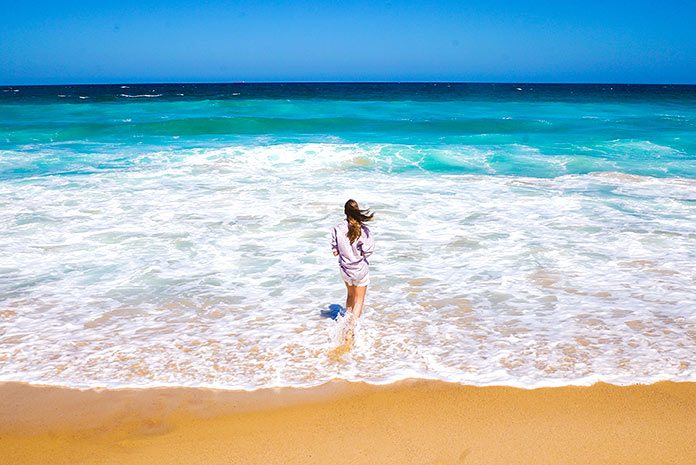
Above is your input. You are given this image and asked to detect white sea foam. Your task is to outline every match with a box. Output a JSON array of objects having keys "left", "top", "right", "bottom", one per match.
[
  {"left": 119, "top": 94, "right": 163, "bottom": 98},
  {"left": 605, "top": 139, "right": 685, "bottom": 157},
  {"left": 0, "top": 143, "right": 694, "bottom": 390}
]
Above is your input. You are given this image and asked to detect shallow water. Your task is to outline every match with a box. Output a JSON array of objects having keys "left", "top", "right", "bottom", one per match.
[{"left": 1, "top": 84, "right": 695, "bottom": 389}]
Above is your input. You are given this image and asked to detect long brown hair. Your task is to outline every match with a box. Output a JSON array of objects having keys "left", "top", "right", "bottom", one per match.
[{"left": 344, "top": 199, "right": 374, "bottom": 244}]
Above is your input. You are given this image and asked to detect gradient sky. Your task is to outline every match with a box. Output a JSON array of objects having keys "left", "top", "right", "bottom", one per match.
[{"left": 1, "top": 0, "right": 694, "bottom": 85}]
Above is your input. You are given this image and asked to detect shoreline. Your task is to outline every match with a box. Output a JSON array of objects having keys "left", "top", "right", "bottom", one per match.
[
  {"left": 2, "top": 379, "right": 695, "bottom": 464},
  {"left": 1, "top": 371, "right": 695, "bottom": 392}
]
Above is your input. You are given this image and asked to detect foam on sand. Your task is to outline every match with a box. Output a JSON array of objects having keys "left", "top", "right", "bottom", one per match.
[{"left": 1, "top": 144, "right": 694, "bottom": 390}]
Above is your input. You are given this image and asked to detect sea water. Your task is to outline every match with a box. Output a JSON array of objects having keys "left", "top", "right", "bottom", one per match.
[{"left": 0, "top": 83, "right": 694, "bottom": 389}]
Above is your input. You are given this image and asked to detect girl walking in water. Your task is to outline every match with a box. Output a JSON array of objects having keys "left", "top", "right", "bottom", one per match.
[{"left": 331, "top": 199, "right": 374, "bottom": 341}]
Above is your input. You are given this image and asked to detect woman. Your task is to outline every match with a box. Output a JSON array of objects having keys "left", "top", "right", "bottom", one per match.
[{"left": 331, "top": 199, "right": 374, "bottom": 338}]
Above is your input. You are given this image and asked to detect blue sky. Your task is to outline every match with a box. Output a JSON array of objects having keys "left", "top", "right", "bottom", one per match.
[{"left": 1, "top": 0, "right": 694, "bottom": 84}]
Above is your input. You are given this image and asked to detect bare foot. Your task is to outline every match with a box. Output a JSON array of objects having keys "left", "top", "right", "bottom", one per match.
[
  {"left": 345, "top": 326, "right": 355, "bottom": 346},
  {"left": 344, "top": 312, "right": 356, "bottom": 346}
]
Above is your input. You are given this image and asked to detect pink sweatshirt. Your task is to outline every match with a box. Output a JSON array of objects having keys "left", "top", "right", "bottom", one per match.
[{"left": 330, "top": 220, "right": 374, "bottom": 282}]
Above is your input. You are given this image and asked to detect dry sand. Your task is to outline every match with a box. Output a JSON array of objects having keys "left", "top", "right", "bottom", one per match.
[{"left": 1, "top": 379, "right": 695, "bottom": 465}]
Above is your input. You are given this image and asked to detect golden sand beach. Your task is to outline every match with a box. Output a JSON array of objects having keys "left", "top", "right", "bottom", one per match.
[{"left": 1, "top": 379, "right": 695, "bottom": 465}]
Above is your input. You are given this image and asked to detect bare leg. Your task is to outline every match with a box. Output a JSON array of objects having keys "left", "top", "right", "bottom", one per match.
[
  {"left": 344, "top": 282, "right": 355, "bottom": 313},
  {"left": 352, "top": 285, "right": 367, "bottom": 320},
  {"left": 345, "top": 285, "right": 367, "bottom": 345},
  {"left": 342, "top": 283, "right": 357, "bottom": 344}
]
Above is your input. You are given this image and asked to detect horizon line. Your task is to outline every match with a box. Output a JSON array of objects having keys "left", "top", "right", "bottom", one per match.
[{"left": 2, "top": 80, "right": 695, "bottom": 87}]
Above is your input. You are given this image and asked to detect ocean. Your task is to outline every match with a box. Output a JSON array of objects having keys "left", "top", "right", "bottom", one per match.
[{"left": 1, "top": 83, "right": 694, "bottom": 389}]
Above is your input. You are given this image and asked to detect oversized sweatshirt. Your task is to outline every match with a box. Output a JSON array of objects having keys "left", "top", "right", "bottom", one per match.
[{"left": 330, "top": 220, "right": 374, "bottom": 282}]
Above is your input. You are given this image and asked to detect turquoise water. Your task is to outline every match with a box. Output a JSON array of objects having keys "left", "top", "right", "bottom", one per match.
[
  {"left": 2, "top": 83, "right": 695, "bottom": 180},
  {"left": 1, "top": 83, "right": 695, "bottom": 389}
]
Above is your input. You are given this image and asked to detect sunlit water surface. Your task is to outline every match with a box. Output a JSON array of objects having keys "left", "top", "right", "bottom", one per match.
[{"left": 1, "top": 84, "right": 695, "bottom": 388}]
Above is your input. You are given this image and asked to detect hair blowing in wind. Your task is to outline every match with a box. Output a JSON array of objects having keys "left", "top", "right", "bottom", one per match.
[{"left": 344, "top": 199, "right": 374, "bottom": 244}]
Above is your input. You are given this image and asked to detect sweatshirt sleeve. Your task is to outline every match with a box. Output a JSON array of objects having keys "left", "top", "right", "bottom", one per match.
[
  {"left": 359, "top": 227, "right": 374, "bottom": 260},
  {"left": 330, "top": 226, "right": 338, "bottom": 253}
]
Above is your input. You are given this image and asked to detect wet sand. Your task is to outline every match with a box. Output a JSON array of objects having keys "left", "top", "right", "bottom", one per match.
[{"left": 1, "top": 379, "right": 695, "bottom": 465}]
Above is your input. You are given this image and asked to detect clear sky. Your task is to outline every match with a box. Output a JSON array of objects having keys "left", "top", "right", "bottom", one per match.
[{"left": 1, "top": 0, "right": 694, "bottom": 85}]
